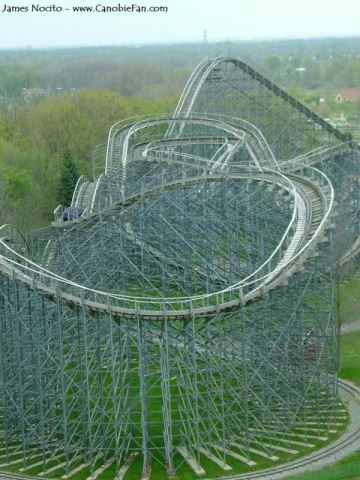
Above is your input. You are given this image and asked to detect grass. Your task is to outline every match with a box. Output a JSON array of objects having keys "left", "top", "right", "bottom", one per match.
[
  {"left": 0, "top": 351, "right": 349, "bottom": 480},
  {"left": 0, "top": 371, "right": 349, "bottom": 480},
  {"left": 284, "top": 451, "right": 360, "bottom": 480},
  {"left": 339, "top": 277, "right": 360, "bottom": 325},
  {"left": 340, "top": 331, "right": 360, "bottom": 384}
]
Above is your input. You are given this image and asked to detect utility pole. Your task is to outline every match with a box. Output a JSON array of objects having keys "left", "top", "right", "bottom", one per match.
[{"left": 203, "top": 29, "right": 208, "bottom": 57}]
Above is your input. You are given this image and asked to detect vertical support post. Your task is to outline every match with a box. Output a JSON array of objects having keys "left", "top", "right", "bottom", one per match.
[
  {"left": 55, "top": 281, "right": 70, "bottom": 471},
  {"left": 13, "top": 270, "right": 27, "bottom": 466},
  {"left": 108, "top": 298, "right": 122, "bottom": 474},
  {"left": 137, "top": 307, "right": 150, "bottom": 478},
  {"left": 160, "top": 318, "right": 175, "bottom": 476}
]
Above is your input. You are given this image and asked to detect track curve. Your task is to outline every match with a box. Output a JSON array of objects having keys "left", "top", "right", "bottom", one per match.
[{"left": 0, "top": 164, "right": 334, "bottom": 320}]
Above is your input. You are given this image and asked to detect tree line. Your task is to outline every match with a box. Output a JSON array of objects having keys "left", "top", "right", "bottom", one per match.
[
  {"left": 1, "top": 38, "right": 360, "bottom": 98},
  {"left": 0, "top": 90, "right": 175, "bottom": 231}
]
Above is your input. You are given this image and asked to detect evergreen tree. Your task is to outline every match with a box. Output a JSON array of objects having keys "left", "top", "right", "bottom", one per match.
[{"left": 57, "top": 150, "right": 79, "bottom": 206}]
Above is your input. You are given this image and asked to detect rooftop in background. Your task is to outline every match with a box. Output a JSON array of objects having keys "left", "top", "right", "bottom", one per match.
[{"left": 335, "top": 88, "right": 360, "bottom": 103}]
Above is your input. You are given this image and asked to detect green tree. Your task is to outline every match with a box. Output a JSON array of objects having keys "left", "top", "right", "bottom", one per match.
[
  {"left": 57, "top": 150, "right": 79, "bottom": 206},
  {"left": 266, "top": 55, "right": 282, "bottom": 72}
]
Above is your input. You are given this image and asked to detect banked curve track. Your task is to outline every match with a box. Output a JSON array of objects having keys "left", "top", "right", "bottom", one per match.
[{"left": 0, "top": 165, "right": 334, "bottom": 320}]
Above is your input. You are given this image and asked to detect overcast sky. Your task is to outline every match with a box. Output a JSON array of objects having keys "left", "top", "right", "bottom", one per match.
[{"left": 0, "top": 0, "right": 359, "bottom": 49}]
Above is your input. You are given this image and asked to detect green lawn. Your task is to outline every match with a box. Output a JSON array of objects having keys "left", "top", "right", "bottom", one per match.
[
  {"left": 283, "top": 330, "right": 360, "bottom": 480},
  {"left": 340, "top": 331, "right": 360, "bottom": 384},
  {"left": 339, "top": 277, "right": 360, "bottom": 325},
  {"left": 284, "top": 451, "right": 360, "bottom": 480}
]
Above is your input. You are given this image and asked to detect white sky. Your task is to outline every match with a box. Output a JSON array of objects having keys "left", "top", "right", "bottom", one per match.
[{"left": 0, "top": 0, "right": 359, "bottom": 49}]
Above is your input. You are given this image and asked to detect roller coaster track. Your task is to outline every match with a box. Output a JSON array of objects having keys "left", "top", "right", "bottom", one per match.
[
  {"left": 0, "top": 56, "right": 359, "bottom": 480},
  {"left": 166, "top": 56, "right": 356, "bottom": 145},
  {"left": 0, "top": 165, "right": 333, "bottom": 320},
  {"left": 68, "top": 114, "right": 276, "bottom": 215},
  {"left": 68, "top": 56, "right": 360, "bottom": 222}
]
